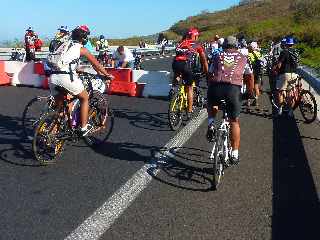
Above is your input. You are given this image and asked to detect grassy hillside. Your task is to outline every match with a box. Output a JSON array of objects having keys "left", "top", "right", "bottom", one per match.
[{"left": 166, "top": 0, "right": 320, "bottom": 70}]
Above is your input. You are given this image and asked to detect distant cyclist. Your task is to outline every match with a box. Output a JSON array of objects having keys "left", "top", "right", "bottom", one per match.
[
  {"left": 25, "top": 27, "right": 37, "bottom": 61},
  {"left": 47, "top": 25, "right": 113, "bottom": 136},
  {"left": 49, "top": 26, "right": 70, "bottom": 52},
  {"left": 206, "top": 36, "right": 253, "bottom": 165},
  {"left": 96, "top": 35, "right": 109, "bottom": 65},
  {"left": 248, "top": 41, "right": 263, "bottom": 106},
  {"left": 272, "top": 36, "right": 300, "bottom": 116},
  {"left": 172, "top": 27, "right": 209, "bottom": 117},
  {"left": 112, "top": 46, "right": 135, "bottom": 69}
]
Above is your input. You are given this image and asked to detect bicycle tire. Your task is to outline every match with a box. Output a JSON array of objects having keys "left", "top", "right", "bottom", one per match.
[
  {"left": 22, "top": 96, "right": 54, "bottom": 140},
  {"left": 32, "top": 112, "right": 66, "bottom": 165},
  {"left": 299, "top": 90, "right": 318, "bottom": 124},
  {"left": 211, "top": 130, "right": 224, "bottom": 190},
  {"left": 168, "top": 91, "right": 184, "bottom": 131},
  {"left": 84, "top": 107, "right": 115, "bottom": 146}
]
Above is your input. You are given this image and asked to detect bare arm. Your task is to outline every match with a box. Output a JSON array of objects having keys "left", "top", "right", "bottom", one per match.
[
  {"left": 80, "top": 47, "right": 110, "bottom": 76},
  {"left": 199, "top": 51, "right": 209, "bottom": 74}
]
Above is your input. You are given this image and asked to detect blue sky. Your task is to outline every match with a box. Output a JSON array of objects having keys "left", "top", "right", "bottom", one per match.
[{"left": 1, "top": 0, "right": 239, "bottom": 41}]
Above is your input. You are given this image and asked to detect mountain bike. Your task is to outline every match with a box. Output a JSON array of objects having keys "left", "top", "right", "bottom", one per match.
[
  {"left": 168, "top": 74, "right": 205, "bottom": 131},
  {"left": 32, "top": 72, "right": 114, "bottom": 165},
  {"left": 22, "top": 72, "right": 108, "bottom": 140},
  {"left": 270, "top": 75, "right": 317, "bottom": 123},
  {"left": 209, "top": 100, "right": 232, "bottom": 190}
]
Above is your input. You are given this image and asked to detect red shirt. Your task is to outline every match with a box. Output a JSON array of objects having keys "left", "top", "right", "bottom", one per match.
[{"left": 175, "top": 39, "right": 204, "bottom": 61}]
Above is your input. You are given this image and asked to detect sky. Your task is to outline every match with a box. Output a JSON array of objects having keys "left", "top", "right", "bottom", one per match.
[{"left": 0, "top": 0, "right": 239, "bottom": 41}]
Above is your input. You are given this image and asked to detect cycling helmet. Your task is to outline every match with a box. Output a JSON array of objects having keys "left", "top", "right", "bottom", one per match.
[
  {"left": 58, "top": 26, "right": 69, "bottom": 33},
  {"left": 239, "top": 38, "right": 248, "bottom": 48},
  {"left": 188, "top": 28, "right": 200, "bottom": 37},
  {"left": 249, "top": 41, "right": 258, "bottom": 50},
  {"left": 100, "top": 35, "right": 105, "bottom": 40},
  {"left": 218, "top": 38, "right": 224, "bottom": 46},
  {"left": 71, "top": 25, "right": 91, "bottom": 44},
  {"left": 286, "top": 37, "right": 295, "bottom": 45},
  {"left": 26, "top": 27, "right": 34, "bottom": 32}
]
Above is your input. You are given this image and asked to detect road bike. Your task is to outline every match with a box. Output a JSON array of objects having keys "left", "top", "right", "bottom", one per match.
[
  {"left": 32, "top": 72, "right": 114, "bottom": 165},
  {"left": 168, "top": 74, "right": 205, "bottom": 131},
  {"left": 209, "top": 100, "right": 232, "bottom": 190},
  {"left": 270, "top": 75, "right": 317, "bottom": 123}
]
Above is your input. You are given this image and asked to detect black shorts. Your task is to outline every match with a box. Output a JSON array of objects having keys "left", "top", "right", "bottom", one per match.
[
  {"left": 207, "top": 83, "right": 241, "bottom": 119},
  {"left": 172, "top": 60, "right": 194, "bottom": 86}
]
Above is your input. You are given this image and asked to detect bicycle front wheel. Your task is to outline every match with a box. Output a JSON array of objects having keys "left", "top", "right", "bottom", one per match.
[
  {"left": 22, "top": 96, "right": 54, "bottom": 140},
  {"left": 299, "top": 90, "right": 317, "bottom": 124},
  {"left": 210, "top": 131, "right": 224, "bottom": 190},
  {"left": 32, "top": 112, "right": 66, "bottom": 165},
  {"left": 168, "top": 91, "right": 184, "bottom": 131}
]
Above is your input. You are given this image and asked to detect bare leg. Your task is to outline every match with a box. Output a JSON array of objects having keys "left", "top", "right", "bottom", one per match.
[
  {"left": 77, "top": 90, "right": 89, "bottom": 128},
  {"left": 187, "top": 85, "right": 193, "bottom": 113},
  {"left": 230, "top": 119, "right": 240, "bottom": 150}
]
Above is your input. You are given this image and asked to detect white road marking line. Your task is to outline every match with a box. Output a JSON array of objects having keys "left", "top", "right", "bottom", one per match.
[
  {"left": 64, "top": 109, "right": 207, "bottom": 240},
  {"left": 160, "top": 57, "right": 164, "bottom": 59},
  {"left": 151, "top": 57, "right": 156, "bottom": 60},
  {"left": 144, "top": 58, "right": 150, "bottom": 61}
]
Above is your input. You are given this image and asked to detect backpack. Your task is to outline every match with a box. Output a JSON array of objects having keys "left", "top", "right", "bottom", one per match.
[
  {"left": 288, "top": 48, "right": 300, "bottom": 70},
  {"left": 252, "top": 51, "right": 264, "bottom": 75},
  {"left": 46, "top": 40, "right": 77, "bottom": 72}
]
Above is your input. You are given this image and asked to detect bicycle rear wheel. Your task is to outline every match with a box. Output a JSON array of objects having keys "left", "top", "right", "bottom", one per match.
[
  {"left": 210, "top": 130, "right": 224, "bottom": 190},
  {"left": 32, "top": 112, "right": 66, "bottom": 165},
  {"left": 168, "top": 91, "right": 184, "bottom": 131},
  {"left": 299, "top": 90, "right": 317, "bottom": 124},
  {"left": 22, "top": 96, "right": 54, "bottom": 140}
]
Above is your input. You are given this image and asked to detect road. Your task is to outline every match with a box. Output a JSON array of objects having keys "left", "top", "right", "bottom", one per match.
[{"left": 0, "top": 56, "right": 320, "bottom": 240}]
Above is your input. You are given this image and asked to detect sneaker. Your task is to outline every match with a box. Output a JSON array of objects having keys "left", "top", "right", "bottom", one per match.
[
  {"left": 206, "top": 123, "right": 215, "bottom": 142},
  {"left": 230, "top": 155, "right": 240, "bottom": 165},
  {"left": 252, "top": 98, "right": 258, "bottom": 107},
  {"left": 77, "top": 124, "right": 93, "bottom": 137}
]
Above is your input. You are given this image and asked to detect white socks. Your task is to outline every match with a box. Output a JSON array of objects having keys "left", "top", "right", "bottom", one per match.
[{"left": 231, "top": 149, "right": 239, "bottom": 159}]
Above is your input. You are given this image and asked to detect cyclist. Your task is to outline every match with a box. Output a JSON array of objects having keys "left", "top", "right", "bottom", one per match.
[
  {"left": 206, "top": 36, "right": 253, "bottom": 165},
  {"left": 25, "top": 27, "right": 37, "bottom": 61},
  {"left": 111, "top": 46, "right": 135, "bottom": 69},
  {"left": 96, "top": 35, "right": 109, "bottom": 64},
  {"left": 248, "top": 41, "right": 263, "bottom": 106},
  {"left": 172, "top": 27, "right": 209, "bottom": 117},
  {"left": 272, "top": 36, "right": 300, "bottom": 116},
  {"left": 48, "top": 25, "right": 113, "bottom": 136},
  {"left": 49, "top": 26, "right": 70, "bottom": 52}
]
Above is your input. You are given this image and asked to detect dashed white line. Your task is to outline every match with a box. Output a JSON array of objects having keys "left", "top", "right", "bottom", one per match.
[{"left": 64, "top": 109, "right": 207, "bottom": 240}]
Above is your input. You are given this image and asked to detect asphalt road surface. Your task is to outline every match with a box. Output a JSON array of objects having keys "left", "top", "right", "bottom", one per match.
[{"left": 0, "top": 56, "right": 319, "bottom": 240}]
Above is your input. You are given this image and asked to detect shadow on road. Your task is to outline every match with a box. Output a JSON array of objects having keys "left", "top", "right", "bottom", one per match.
[
  {"left": 148, "top": 147, "right": 214, "bottom": 192},
  {"left": 0, "top": 114, "right": 40, "bottom": 167},
  {"left": 272, "top": 116, "right": 320, "bottom": 239},
  {"left": 113, "top": 108, "right": 171, "bottom": 132}
]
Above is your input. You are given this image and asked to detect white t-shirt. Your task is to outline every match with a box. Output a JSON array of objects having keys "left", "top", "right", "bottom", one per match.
[{"left": 113, "top": 47, "right": 135, "bottom": 63}]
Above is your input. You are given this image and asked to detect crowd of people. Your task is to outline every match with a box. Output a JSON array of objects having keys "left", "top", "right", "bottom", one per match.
[{"left": 172, "top": 27, "right": 300, "bottom": 164}]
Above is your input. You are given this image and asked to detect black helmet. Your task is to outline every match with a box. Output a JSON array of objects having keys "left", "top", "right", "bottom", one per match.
[
  {"left": 71, "top": 25, "right": 90, "bottom": 44},
  {"left": 100, "top": 35, "right": 105, "bottom": 40}
]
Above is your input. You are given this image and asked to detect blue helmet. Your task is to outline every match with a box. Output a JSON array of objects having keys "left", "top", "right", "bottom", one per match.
[
  {"left": 100, "top": 35, "right": 105, "bottom": 40},
  {"left": 286, "top": 37, "right": 295, "bottom": 45},
  {"left": 58, "top": 26, "right": 69, "bottom": 33}
]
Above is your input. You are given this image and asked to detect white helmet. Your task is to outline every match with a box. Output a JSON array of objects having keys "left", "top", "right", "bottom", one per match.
[
  {"left": 250, "top": 41, "right": 258, "bottom": 50},
  {"left": 218, "top": 38, "right": 224, "bottom": 46}
]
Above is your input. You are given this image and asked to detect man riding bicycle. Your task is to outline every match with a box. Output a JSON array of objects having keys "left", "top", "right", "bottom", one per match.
[
  {"left": 48, "top": 25, "right": 113, "bottom": 136},
  {"left": 207, "top": 36, "right": 252, "bottom": 165},
  {"left": 172, "top": 28, "right": 208, "bottom": 117},
  {"left": 272, "top": 36, "right": 300, "bottom": 116}
]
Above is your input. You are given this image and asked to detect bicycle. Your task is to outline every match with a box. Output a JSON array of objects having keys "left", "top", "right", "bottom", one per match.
[
  {"left": 32, "top": 72, "right": 114, "bottom": 165},
  {"left": 209, "top": 100, "right": 232, "bottom": 190},
  {"left": 168, "top": 74, "right": 205, "bottom": 131},
  {"left": 22, "top": 72, "right": 108, "bottom": 140},
  {"left": 270, "top": 75, "right": 317, "bottom": 123}
]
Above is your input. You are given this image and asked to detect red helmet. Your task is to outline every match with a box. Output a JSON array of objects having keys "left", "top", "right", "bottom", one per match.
[
  {"left": 188, "top": 28, "right": 200, "bottom": 37},
  {"left": 78, "top": 25, "right": 90, "bottom": 35}
]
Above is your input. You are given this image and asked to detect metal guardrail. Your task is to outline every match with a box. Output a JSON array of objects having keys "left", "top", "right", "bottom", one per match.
[{"left": 0, "top": 45, "right": 176, "bottom": 61}]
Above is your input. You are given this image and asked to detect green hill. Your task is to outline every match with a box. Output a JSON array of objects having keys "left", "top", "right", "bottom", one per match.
[{"left": 165, "top": 0, "right": 320, "bottom": 70}]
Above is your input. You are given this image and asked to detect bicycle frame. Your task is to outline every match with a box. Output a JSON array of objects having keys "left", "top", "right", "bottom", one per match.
[{"left": 170, "top": 82, "right": 197, "bottom": 112}]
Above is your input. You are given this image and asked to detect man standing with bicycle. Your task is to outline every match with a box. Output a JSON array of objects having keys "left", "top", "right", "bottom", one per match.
[
  {"left": 206, "top": 36, "right": 252, "bottom": 165},
  {"left": 272, "top": 36, "right": 300, "bottom": 116}
]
